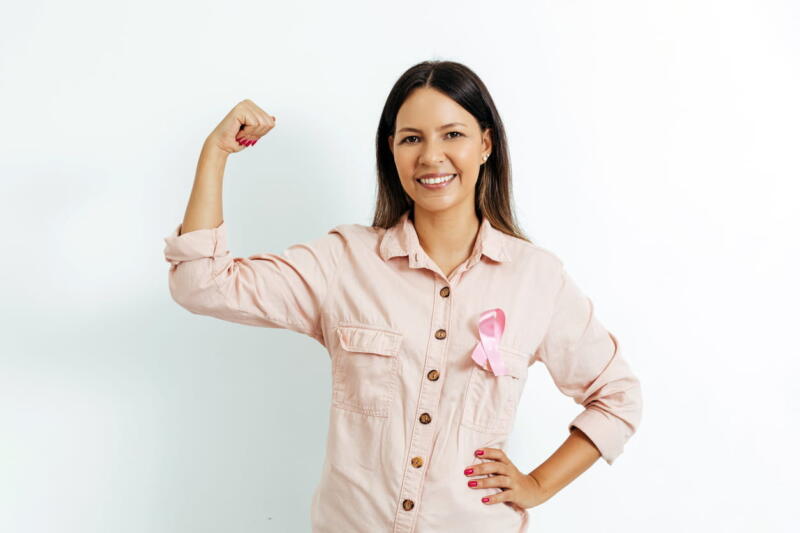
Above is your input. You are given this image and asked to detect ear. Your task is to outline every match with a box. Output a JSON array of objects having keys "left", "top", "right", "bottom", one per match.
[
  {"left": 482, "top": 128, "right": 492, "bottom": 155},
  {"left": 388, "top": 135, "right": 394, "bottom": 155}
]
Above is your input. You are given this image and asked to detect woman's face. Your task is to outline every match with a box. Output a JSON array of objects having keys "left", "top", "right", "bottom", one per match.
[{"left": 388, "top": 87, "right": 492, "bottom": 216}]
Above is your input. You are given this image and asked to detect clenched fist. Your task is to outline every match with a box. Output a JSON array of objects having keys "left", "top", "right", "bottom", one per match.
[{"left": 205, "top": 99, "right": 277, "bottom": 155}]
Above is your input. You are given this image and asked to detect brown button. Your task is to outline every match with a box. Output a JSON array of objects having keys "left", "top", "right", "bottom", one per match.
[
  {"left": 427, "top": 369, "right": 440, "bottom": 381},
  {"left": 419, "top": 412, "right": 431, "bottom": 424},
  {"left": 411, "top": 456, "right": 424, "bottom": 468},
  {"left": 402, "top": 499, "right": 415, "bottom": 511},
  {"left": 439, "top": 286, "right": 450, "bottom": 297},
  {"left": 435, "top": 328, "right": 447, "bottom": 339}
]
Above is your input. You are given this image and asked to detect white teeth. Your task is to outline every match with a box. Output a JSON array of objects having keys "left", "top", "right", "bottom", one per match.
[{"left": 419, "top": 174, "right": 456, "bottom": 185}]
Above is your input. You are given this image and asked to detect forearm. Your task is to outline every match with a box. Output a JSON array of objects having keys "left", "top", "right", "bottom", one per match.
[
  {"left": 180, "top": 139, "right": 229, "bottom": 235},
  {"left": 528, "top": 426, "right": 601, "bottom": 500}
]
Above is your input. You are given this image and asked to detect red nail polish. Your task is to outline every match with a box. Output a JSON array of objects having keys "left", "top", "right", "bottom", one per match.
[
  {"left": 475, "top": 450, "right": 484, "bottom": 456},
  {"left": 468, "top": 481, "right": 477, "bottom": 487},
  {"left": 464, "top": 468, "right": 473, "bottom": 475},
  {"left": 481, "top": 497, "right": 489, "bottom": 503}
]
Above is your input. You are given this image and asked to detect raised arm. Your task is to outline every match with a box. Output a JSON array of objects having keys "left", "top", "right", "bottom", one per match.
[
  {"left": 180, "top": 98, "right": 276, "bottom": 235},
  {"left": 163, "top": 100, "right": 345, "bottom": 346}
]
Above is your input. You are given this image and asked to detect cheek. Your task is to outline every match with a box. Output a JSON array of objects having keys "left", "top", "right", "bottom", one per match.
[
  {"left": 456, "top": 145, "right": 475, "bottom": 159},
  {"left": 395, "top": 155, "right": 418, "bottom": 185},
  {"left": 453, "top": 150, "right": 480, "bottom": 173},
  {"left": 394, "top": 150, "right": 412, "bottom": 168},
  {"left": 456, "top": 165, "right": 483, "bottom": 191}
]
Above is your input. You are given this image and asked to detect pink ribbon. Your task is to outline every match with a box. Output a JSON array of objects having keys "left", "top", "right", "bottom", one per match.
[{"left": 470, "top": 308, "right": 508, "bottom": 376}]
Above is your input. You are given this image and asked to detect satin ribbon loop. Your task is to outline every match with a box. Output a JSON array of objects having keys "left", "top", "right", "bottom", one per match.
[{"left": 470, "top": 308, "right": 508, "bottom": 376}]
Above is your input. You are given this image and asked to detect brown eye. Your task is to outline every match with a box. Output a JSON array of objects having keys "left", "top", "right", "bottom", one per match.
[{"left": 401, "top": 132, "right": 462, "bottom": 144}]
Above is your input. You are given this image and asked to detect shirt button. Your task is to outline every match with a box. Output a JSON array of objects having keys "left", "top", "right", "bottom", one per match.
[
  {"left": 435, "top": 328, "right": 447, "bottom": 340},
  {"left": 411, "top": 456, "right": 424, "bottom": 468},
  {"left": 427, "top": 369, "right": 440, "bottom": 381},
  {"left": 439, "top": 286, "right": 450, "bottom": 297},
  {"left": 402, "top": 499, "right": 415, "bottom": 511},
  {"left": 419, "top": 412, "right": 432, "bottom": 424}
]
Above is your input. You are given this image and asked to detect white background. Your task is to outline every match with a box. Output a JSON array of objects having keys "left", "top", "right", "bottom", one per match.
[{"left": 1, "top": 1, "right": 798, "bottom": 531}]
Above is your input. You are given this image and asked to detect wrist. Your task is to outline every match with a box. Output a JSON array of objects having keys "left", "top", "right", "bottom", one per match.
[{"left": 201, "top": 138, "right": 231, "bottom": 161}]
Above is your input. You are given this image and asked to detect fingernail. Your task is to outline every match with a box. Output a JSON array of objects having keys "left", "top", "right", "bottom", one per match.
[
  {"left": 475, "top": 450, "right": 484, "bottom": 456},
  {"left": 468, "top": 481, "right": 477, "bottom": 487},
  {"left": 481, "top": 497, "right": 490, "bottom": 503},
  {"left": 252, "top": 139, "right": 258, "bottom": 145},
  {"left": 464, "top": 468, "right": 473, "bottom": 475}
]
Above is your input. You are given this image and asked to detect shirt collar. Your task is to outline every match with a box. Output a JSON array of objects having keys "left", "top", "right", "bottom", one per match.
[{"left": 378, "top": 209, "right": 511, "bottom": 268}]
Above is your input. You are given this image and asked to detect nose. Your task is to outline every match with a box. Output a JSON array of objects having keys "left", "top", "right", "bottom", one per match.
[{"left": 418, "top": 140, "right": 446, "bottom": 165}]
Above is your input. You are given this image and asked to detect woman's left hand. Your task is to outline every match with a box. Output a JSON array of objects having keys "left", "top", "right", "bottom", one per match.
[{"left": 464, "top": 447, "right": 551, "bottom": 510}]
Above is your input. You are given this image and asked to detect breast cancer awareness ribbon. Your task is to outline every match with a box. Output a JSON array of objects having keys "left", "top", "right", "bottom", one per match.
[{"left": 470, "top": 308, "right": 508, "bottom": 376}]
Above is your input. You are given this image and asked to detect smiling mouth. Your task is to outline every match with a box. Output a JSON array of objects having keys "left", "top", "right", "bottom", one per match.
[
  {"left": 416, "top": 173, "right": 458, "bottom": 189},
  {"left": 416, "top": 173, "right": 457, "bottom": 184}
]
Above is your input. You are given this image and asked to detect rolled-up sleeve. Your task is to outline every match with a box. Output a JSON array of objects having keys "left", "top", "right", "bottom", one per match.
[
  {"left": 163, "top": 220, "right": 346, "bottom": 346},
  {"left": 534, "top": 266, "right": 643, "bottom": 465}
]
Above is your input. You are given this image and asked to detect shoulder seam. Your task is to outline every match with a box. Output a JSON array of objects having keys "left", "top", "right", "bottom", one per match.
[
  {"left": 317, "top": 227, "right": 349, "bottom": 342},
  {"left": 513, "top": 238, "right": 565, "bottom": 268}
]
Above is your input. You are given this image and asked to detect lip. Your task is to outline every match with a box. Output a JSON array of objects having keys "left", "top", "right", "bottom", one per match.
[
  {"left": 416, "top": 172, "right": 456, "bottom": 180},
  {"left": 416, "top": 173, "right": 457, "bottom": 190}
]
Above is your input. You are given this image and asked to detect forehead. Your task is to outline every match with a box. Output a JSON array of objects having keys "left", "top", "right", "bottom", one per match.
[{"left": 396, "top": 87, "right": 475, "bottom": 128}]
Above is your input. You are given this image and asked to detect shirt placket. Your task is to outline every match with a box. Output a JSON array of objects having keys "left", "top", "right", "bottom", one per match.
[{"left": 391, "top": 251, "right": 477, "bottom": 532}]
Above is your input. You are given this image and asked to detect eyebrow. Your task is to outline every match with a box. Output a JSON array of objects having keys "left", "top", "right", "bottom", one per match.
[{"left": 396, "top": 122, "right": 467, "bottom": 133}]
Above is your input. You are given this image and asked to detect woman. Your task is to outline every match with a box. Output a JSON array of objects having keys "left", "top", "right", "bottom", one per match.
[{"left": 163, "top": 60, "right": 643, "bottom": 532}]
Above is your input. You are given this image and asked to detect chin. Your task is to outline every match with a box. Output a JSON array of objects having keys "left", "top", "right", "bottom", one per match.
[{"left": 412, "top": 196, "right": 474, "bottom": 215}]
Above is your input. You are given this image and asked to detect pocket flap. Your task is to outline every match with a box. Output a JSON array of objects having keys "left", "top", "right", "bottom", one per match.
[
  {"left": 475, "top": 347, "right": 529, "bottom": 379},
  {"left": 335, "top": 326, "right": 403, "bottom": 357}
]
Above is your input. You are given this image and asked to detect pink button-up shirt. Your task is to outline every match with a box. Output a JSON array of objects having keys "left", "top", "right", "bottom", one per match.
[{"left": 163, "top": 209, "right": 642, "bottom": 532}]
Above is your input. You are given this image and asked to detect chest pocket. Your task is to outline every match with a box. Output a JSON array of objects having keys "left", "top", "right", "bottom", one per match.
[
  {"left": 331, "top": 325, "right": 403, "bottom": 417},
  {"left": 460, "top": 346, "right": 530, "bottom": 434}
]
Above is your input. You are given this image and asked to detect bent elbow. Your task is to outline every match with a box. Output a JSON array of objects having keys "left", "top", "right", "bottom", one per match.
[{"left": 167, "top": 259, "right": 224, "bottom": 316}]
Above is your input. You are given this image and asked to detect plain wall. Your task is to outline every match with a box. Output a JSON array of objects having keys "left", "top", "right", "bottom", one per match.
[{"left": 1, "top": 0, "right": 798, "bottom": 531}]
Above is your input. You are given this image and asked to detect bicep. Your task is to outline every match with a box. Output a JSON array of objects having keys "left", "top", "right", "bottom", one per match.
[{"left": 164, "top": 221, "right": 346, "bottom": 342}]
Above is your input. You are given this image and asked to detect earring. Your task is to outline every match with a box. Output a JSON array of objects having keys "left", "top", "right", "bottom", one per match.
[{"left": 483, "top": 154, "right": 489, "bottom": 161}]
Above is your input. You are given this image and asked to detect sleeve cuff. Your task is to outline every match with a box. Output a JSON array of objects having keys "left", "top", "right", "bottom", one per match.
[
  {"left": 163, "top": 220, "right": 228, "bottom": 266},
  {"left": 568, "top": 406, "right": 624, "bottom": 466}
]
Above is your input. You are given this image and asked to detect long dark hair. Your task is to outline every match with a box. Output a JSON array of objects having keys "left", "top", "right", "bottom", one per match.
[{"left": 371, "top": 60, "right": 531, "bottom": 244}]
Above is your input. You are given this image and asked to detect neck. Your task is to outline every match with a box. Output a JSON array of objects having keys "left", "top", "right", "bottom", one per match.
[{"left": 410, "top": 203, "right": 481, "bottom": 262}]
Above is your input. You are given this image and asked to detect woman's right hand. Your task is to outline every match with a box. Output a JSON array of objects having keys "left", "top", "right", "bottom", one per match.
[{"left": 205, "top": 99, "right": 277, "bottom": 155}]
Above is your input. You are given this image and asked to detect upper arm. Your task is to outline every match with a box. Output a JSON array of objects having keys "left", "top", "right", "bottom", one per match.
[
  {"left": 534, "top": 265, "right": 643, "bottom": 465},
  {"left": 163, "top": 220, "right": 346, "bottom": 345}
]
